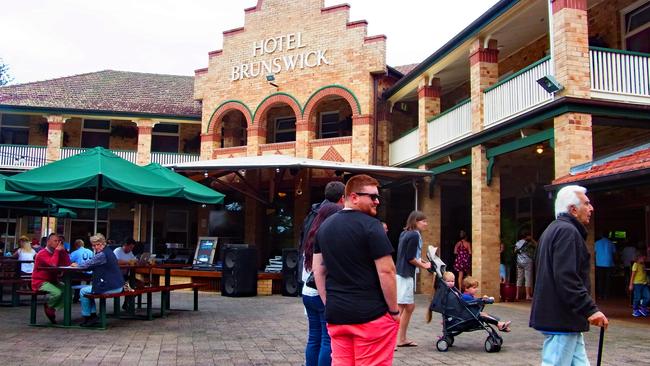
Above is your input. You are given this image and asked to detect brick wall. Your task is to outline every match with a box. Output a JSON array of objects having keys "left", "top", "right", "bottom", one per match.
[
  {"left": 588, "top": 0, "right": 639, "bottom": 49},
  {"left": 498, "top": 35, "right": 549, "bottom": 78}
]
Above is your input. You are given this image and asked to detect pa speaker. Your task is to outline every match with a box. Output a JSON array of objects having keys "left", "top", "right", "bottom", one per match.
[
  {"left": 221, "top": 247, "right": 257, "bottom": 297},
  {"left": 282, "top": 248, "right": 300, "bottom": 297}
]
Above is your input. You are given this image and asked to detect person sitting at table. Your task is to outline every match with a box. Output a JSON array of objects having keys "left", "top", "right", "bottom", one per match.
[
  {"left": 31, "top": 232, "right": 71, "bottom": 324},
  {"left": 71, "top": 233, "right": 124, "bottom": 327},
  {"left": 12, "top": 235, "right": 36, "bottom": 275},
  {"left": 113, "top": 238, "right": 137, "bottom": 264},
  {"left": 70, "top": 239, "right": 94, "bottom": 303}
]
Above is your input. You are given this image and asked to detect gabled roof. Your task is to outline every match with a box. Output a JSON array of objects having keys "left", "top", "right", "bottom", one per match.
[
  {"left": 552, "top": 143, "right": 650, "bottom": 187},
  {"left": 0, "top": 70, "right": 201, "bottom": 119}
]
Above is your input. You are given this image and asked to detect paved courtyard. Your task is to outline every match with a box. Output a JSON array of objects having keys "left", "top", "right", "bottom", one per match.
[{"left": 0, "top": 291, "right": 648, "bottom": 365}]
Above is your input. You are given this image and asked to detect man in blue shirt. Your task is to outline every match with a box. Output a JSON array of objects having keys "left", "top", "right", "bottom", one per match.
[
  {"left": 594, "top": 232, "right": 616, "bottom": 300},
  {"left": 70, "top": 239, "right": 93, "bottom": 303}
]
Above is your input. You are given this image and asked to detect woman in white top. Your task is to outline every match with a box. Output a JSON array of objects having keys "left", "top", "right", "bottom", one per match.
[
  {"left": 301, "top": 202, "right": 342, "bottom": 366},
  {"left": 12, "top": 236, "right": 35, "bottom": 274}
]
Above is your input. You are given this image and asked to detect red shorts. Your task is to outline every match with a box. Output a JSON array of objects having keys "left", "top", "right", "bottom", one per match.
[{"left": 327, "top": 313, "right": 399, "bottom": 366}]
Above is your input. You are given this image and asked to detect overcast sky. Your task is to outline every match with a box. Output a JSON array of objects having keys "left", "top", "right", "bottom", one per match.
[{"left": 0, "top": 0, "right": 499, "bottom": 85}]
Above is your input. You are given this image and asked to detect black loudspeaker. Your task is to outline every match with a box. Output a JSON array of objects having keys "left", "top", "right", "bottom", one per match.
[
  {"left": 221, "top": 247, "right": 257, "bottom": 297},
  {"left": 282, "top": 248, "right": 300, "bottom": 296}
]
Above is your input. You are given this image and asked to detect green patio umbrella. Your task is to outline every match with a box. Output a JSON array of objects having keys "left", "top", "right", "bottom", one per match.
[
  {"left": 143, "top": 163, "right": 224, "bottom": 204},
  {"left": 4, "top": 147, "right": 184, "bottom": 233}
]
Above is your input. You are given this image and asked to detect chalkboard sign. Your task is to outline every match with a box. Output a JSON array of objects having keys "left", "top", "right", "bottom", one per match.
[{"left": 193, "top": 237, "right": 219, "bottom": 265}]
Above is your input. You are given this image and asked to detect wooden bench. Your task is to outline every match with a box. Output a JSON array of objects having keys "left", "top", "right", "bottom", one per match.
[
  {"left": 85, "top": 282, "right": 206, "bottom": 328},
  {"left": 0, "top": 278, "right": 31, "bottom": 306},
  {"left": 16, "top": 289, "right": 48, "bottom": 325}
]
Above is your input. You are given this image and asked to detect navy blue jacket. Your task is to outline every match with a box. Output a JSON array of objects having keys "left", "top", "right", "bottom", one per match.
[
  {"left": 529, "top": 214, "right": 599, "bottom": 333},
  {"left": 82, "top": 246, "right": 124, "bottom": 294}
]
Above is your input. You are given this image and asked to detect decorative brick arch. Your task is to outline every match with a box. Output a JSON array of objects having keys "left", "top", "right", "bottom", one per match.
[
  {"left": 303, "top": 85, "right": 362, "bottom": 132},
  {"left": 206, "top": 100, "right": 253, "bottom": 135},
  {"left": 252, "top": 93, "right": 302, "bottom": 125}
]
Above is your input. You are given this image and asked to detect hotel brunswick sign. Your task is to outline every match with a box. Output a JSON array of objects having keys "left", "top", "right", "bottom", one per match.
[{"left": 231, "top": 32, "right": 331, "bottom": 81}]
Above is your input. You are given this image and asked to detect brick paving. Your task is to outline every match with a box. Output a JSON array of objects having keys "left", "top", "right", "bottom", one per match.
[{"left": 0, "top": 292, "right": 648, "bottom": 365}]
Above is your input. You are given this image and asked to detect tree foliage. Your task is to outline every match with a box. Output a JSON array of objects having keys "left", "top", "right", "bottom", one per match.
[{"left": 0, "top": 59, "right": 12, "bottom": 86}]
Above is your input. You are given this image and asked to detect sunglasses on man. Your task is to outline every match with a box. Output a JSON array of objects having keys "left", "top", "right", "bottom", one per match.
[{"left": 354, "top": 192, "right": 381, "bottom": 201}]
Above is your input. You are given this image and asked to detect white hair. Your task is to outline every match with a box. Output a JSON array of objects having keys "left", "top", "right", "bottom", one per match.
[{"left": 555, "top": 185, "right": 587, "bottom": 218}]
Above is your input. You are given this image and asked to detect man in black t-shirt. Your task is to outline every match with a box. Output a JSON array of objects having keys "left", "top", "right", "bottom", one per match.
[{"left": 313, "top": 174, "right": 399, "bottom": 366}]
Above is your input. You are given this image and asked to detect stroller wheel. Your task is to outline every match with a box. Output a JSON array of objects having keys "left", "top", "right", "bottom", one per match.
[
  {"left": 436, "top": 339, "right": 449, "bottom": 352},
  {"left": 484, "top": 336, "right": 501, "bottom": 353},
  {"left": 446, "top": 335, "right": 454, "bottom": 347}
]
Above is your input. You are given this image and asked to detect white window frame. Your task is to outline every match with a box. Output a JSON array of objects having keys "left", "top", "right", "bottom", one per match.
[
  {"left": 621, "top": 0, "right": 650, "bottom": 51},
  {"left": 319, "top": 111, "right": 340, "bottom": 139},
  {"left": 274, "top": 116, "right": 296, "bottom": 143},
  {"left": 152, "top": 123, "right": 180, "bottom": 152}
]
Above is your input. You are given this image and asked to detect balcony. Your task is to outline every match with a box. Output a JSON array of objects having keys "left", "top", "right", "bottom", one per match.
[
  {"left": 590, "top": 47, "right": 650, "bottom": 103},
  {"left": 151, "top": 152, "right": 200, "bottom": 165},
  {"left": 389, "top": 128, "right": 419, "bottom": 166},
  {"left": 60, "top": 147, "right": 137, "bottom": 164},
  {"left": 428, "top": 99, "right": 472, "bottom": 151},
  {"left": 484, "top": 56, "right": 554, "bottom": 128},
  {"left": 0, "top": 144, "right": 47, "bottom": 169}
]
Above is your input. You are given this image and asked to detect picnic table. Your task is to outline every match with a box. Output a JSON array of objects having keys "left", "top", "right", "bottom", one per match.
[
  {"left": 0, "top": 258, "right": 33, "bottom": 306},
  {"left": 35, "top": 262, "right": 198, "bottom": 328}
]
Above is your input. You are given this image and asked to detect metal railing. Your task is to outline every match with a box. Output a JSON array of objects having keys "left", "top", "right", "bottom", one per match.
[
  {"left": 389, "top": 127, "right": 419, "bottom": 166},
  {"left": 484, "top": 56, "right": 553, "bottom": 127},
  {"left": 0, "top": 144, "right": 48, "bottom": 168},
  {"left": 427, "top": 100, "right": 472, "bottom": 152},
  {"left": 60, "top": 147, "right": 137, "bottom": 163},
  {"left": 151, "top": 152, "right": 200, "bottom": 165},
  {"left": 590, "top": 47, "right": 650, "bottom": 98}
]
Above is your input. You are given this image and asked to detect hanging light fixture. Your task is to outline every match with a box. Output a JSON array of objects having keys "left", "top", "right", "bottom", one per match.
[
  {"left": 535, "top": 144, "right": 544, "bottom": 155},
  {"left": 460, "top": 167, "right": 468, "bottom": 175}
]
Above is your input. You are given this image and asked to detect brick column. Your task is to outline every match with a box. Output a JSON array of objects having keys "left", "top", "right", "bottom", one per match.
[
  {"left": 553, "top": 113, "right": 592, "bottom": 178},
  {"left": 351, "top": 115, "right": 372, "bottom": 164},
  {"left": 471, "top": 146, "right": 501, "bottom": 300},
  {"left": 45, "top": 115, "right": 66, "bottom": 162},
  {"left": 376, "top": 103, "right": 390, "bottom": 165},
  {"left": 200, "top": 133, "right": 218, "bottom": 160},
  {"left": 295, "top": 117, "right": 311, "bottom": 158},
  {"left": 469, "top": 39, "right": 499, "bottom": 133},
  {"left": 293, "top": 169, "right": 311, "bottom": 244},
  {"left": 552, "top": 0, "right": 590, "bottom": 98},
  {"left": 136, "top": 119, "right": 154, "bottom": 166},
  {"left": 417, "top": 179, "right": 440, "bottom": 295},
  {"left": 247, "top": 124, "right": 266, "bottom": 157},
  {"left": 417, "top": 78, "right": 441, "bottom": 154}
]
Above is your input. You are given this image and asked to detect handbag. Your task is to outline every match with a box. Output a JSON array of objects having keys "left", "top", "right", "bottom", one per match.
[{"left": 305, "top": 272, "right": 317, "bottom": 290}]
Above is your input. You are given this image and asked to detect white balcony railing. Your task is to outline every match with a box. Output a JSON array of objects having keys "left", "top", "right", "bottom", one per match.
[
  {"left": 484, "top": 56, "right": 553, "bottom": 127},
  {"left": 427, "top": 100, "right": 472, "bottom": 152},
  {"left": 151, "top": 152, "right": 200, "bottom": 165},
  {"left": 60, "top": 147, "right": 137, "bottom": 164},
  {"left": 590, "top": 47, "right": 650, "bottom": 101},
  {"left": 389, "top": 128, "right": 419, "bottom": 166},
  {"left": 0, "top": 144, "right": 47, "bottom": 168}
]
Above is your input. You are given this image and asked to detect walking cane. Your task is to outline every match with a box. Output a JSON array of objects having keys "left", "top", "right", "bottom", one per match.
[{"left": 596, "top": 326, "right": 605, "bottom": 366}]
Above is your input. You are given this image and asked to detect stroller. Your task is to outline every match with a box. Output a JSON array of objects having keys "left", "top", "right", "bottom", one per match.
[{"left": 426, "top": 246, "right": 504, "bottom": 353}]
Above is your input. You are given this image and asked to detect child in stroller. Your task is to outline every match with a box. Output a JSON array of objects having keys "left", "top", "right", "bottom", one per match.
[{"left": 425, "top": 246, "right": 508, "bottom": 353}]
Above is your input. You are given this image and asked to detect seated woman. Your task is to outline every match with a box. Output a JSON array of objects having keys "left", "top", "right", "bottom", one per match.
[
  {"left": 461, "top": 276, "right": 511, "bottom": 332},
  {"left": 71, "top": 233, "right": 124, "bottom": 327}
]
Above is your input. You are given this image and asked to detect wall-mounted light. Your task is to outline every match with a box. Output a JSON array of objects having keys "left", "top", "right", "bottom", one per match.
[
  {"left": 460, "top": 167, "right": 468, "bottom": 175},
  {"left": 203, "top": 171, "right": 209, "bottom": 178},
  {"left": 535, "top": 144, "right": 544, "bottom": 155},
  {"left": 536, "top": 75, "right": 563, "bottom": 93},
  {"left": 266, "top": 73, "right": 279, "bottom": 88},
  {"left": 277, "top": 192, "right": 287, "bottom": 198}
]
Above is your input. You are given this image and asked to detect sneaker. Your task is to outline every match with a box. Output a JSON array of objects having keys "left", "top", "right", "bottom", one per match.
[
  {"left": 80, "top": 314, "right": 99, "bottom": 327},
  {"left": 43, "top": 304, "right": 57, "bottom": 324},
  {"left": 632, "top": 309, "right": 643, "bottom": 317},
  {"left": 638, "top": 308, "right": 649, "bottom": 317}
]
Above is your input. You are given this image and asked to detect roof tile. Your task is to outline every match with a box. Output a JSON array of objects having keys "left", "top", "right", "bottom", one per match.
[{"left": 553, "top": 147, "right": 650, "bottom": 185}]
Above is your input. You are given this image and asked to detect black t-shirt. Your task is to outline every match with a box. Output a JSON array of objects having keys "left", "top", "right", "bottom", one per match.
[
  {"left": 314, "top": 209, "right": 394, "bottom": 324},
  {"left": 396, "top": 230, "right": 420, "bottom": 278}
]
